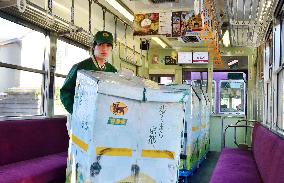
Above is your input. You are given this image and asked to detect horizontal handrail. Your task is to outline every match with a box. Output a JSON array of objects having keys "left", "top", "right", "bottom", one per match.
[{"left": 223, "top": 124, "right": 254, "bottom": 149}]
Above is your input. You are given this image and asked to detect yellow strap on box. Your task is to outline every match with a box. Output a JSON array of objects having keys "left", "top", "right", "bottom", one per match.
[
  {"left": 192, "top": 126, "right": 199, "bottom": 132},
  {"left": 70, "top": 134, "right": 88, "bottom": 152},
  {"left": 141, "top": 150, "right": 175, "bottom": 159},
  {"left": 96, "top": 147, "right": 132, "bottom": 157}
]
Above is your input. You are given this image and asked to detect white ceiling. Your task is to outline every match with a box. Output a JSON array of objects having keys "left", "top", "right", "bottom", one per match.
[
  {"left": 225, "top": 0, "right": 279, "bottom": 47},
  {"left": 119, "top": 0, "right": 279, "bottom": 47},
  {"left": 120, "top": 0, "right": 194, "bottom": 13},
  {"left": 0, "top": 0, "right": 279, "bottom": 48}
]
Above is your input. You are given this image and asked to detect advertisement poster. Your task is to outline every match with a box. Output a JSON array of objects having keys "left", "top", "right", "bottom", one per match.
[
  {"left": 134, "top": 13, "right": 159, "bottom": 36},
  {"left": 159, "top": 12, "right": 172, "bottom": 36},
  {"left": 172, "top": 11, "right": 203, "bottom": 38},
  {"left": 172, "top": 11, "right": 182, "bottom": 37},
  {"left": 165, "top": 56, "right": 177, "bottom": 65},
  {"left": 178, "top": 52, "right": 192, "bottom": 64},
  {"left": 192, "top": 52, "right": 209, "bottom": 63}
]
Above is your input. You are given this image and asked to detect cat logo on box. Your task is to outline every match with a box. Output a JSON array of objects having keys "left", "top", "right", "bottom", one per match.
[
  {"left": 110, "top": 102, "right": 128, "bottom": 116},
  {"left": 109, "top": 102, "right": 128, "bottom": 126}
]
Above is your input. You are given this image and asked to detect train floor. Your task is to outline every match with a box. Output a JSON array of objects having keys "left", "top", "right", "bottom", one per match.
[{"left": 190, "top": 151, "right": 220, "bottom": 183}]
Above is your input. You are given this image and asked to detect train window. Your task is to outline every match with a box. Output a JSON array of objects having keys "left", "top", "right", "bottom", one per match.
[
  {"left": 256, "top": 80, "right": 264, "bottom": 122},
  {"left": 0, "top": 17, "right": 45, "bottom": 70},
  {"left": 273, "top": 24, "right": 281, "bottom": 70},
  {"left": 281, "top": 17, "right": 284, "bottom": 65},
  {"left": 219, "top": 80, "right": 245, "bottom": 114},
  {"left": 265, "top": 82, "right": 273, "bottom": 125},
  {"left": 0, "top": 68, "right": 43, "bottom": 116},
  {"left": 211, "top": 81, "right": 216, "bottom": 113},
  {"left": 277, "top": 70, "right": 284, "bottom": 130},
  {"left": 160, "top": 77, "right": 173, "bottom": 85},
  {"left": 149, "top": 75, "right": 175, "bottom": 84},
  {"left": 0, "top": 17, "right": 46, "bottom": 117},
  {"left": 264, "top": 45, "right": 271, "bottom": 81},
  {"left": 55, "top": 40, "right": 89, "bottom": 75},
  {"left": 54, "top": 40, "right": 89, "bottom": 115},
  {"left": 54, "top": 76, "right": 67, "bottom": 115}
]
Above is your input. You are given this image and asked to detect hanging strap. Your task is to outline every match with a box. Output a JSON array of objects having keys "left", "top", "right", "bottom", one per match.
[
  {"left": 114, "top": 16, "right": 118, "bottom": 47},
  {"left": 88, "top": 0, "right": 92, "bottom": 34},
  {"left": 102, "top": 8, "right": 106, "bottom": 31},
  {"left": 71, "top": 0, "right": 75, "bottom": 25},
  {"left": 68, "top": 0, "right": 76, "bottom": 34},
  {"left": 124, "top": 23, "right": 128, "bottom": 57},
  {"left": 17, "top": 0, "right": 27, "bottom": 13},
  {"left": 48, "top": 0, "right": 52, "bottom": 13},
  {"left": 88, "top": 0, "right": 93, "bottom": 45},
  {"left": 45, "top": 0, "right": 55, "bottom": 25},
  {"left": 132, "top": 34, "right": 136, "bottom": 63}
]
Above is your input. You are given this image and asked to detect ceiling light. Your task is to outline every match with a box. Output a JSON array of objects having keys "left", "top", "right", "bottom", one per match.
[
  {"left": 228, "top": 60, "right": 238, "bottom": 66},
  {"left": 152, "top": 37, "right": 167, "bottom": 48},
  {"left": 223, "top": 30, "right": 230, "bottom": 47},
  {"left": 105, "top": 0, "right": 134, "bottom": 21}
]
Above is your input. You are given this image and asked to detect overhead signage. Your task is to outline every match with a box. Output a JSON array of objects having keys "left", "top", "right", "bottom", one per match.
[
  {"left": 192, "top": 52, "right": 209, "bottom": 63},
  {"left": 178, "top": 52, "right": 192, "bottom": 64}
]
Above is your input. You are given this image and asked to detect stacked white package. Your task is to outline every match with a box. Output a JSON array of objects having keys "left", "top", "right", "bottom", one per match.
[
  {"left": 199, "top": 95, "right": 209, "bottom": 158},
  {"left": 190, "top": 88, "right": 202, "bottom": 168},
  {"left": 66, "top": 71, "right": 189, "bottom": 183},
  {"left": 165, "top": 84, "right": 193, "bottom": 170}
]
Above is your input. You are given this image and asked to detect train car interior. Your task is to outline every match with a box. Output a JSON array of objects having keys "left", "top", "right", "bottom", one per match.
[{"left": 0, "top": 0, "right": 284, "bottom": 182}]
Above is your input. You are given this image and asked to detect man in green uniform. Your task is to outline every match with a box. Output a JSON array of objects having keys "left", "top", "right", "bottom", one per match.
[{"left": 60, "top": 31, "right": 117, "bottom": 114}]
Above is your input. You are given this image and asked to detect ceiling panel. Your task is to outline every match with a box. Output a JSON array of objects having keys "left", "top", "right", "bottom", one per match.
[
  {"left": 225, "top": 0, "right": 279, "bottom": 47},
  {"left": 120, "top": 0, "right": 194, "bottom": 13},
  {"left": 0, "top": 0, "right": 279, "bottom": 48}
]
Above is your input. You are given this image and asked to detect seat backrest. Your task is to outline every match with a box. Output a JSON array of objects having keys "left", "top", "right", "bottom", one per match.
[
  {"left": 0, "top": 117, "right": 68, "bottom": 166},
  {"left": 252, "top": 123, "right": 284, "bottom": 183}
]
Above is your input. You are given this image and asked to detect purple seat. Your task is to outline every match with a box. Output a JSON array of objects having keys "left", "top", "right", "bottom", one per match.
[
  {"left": 210, "top": 123, "right": 284, "bottom": 183},
  {"left": 252, "top": 123, "right": 284, "bottom": 183},
  {"left": 210, "top": 148, "right": 262, "bottom": 183},
  {"left": 0, "top": 117, "right": 69, "bottom": 183},
  {"left": 0, "top": 152, "right": 67, "bottom": 183}
]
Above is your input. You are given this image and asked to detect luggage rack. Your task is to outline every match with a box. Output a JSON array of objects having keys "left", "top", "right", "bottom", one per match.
[{"left": 223, "top": 119, "right": 257, "bottom": 150}]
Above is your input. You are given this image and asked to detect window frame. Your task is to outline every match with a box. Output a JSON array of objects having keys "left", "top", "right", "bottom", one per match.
[
  {"left": 55, "top": 38, "right": 90, "bottom": 76},
  {"left": 218, "top": 79, "right": 246, "bottom": 115},
  {"left": 276, "top": 69, "right": 284, "bottom": 132},
  {"left": 53, "top": 38, "right": 89, "bottom": 116},
  {"left": 274, "top": 14, "right": 284, "bottom": 133},
  {"left": 0, "top": 17, "right": 48, "bottom": 117}
]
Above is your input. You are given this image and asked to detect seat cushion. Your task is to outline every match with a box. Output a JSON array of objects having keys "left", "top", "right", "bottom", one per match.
[
  {"left": 0, "top": 117, "right": 68, "bottom": 166},
  {"left": 0, "top": 152, "right": 67, "bottom": 183},
  {"left": 252, "top": 123, "right": 284, "bottom": 183},
  {"left": 210, "top": 148, "right": 262, "bottom": 183}
]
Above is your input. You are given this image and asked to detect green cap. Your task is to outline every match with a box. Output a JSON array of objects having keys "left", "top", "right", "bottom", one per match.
[{"left": 93, "top": 31, "right": 113, "bottom": 46}]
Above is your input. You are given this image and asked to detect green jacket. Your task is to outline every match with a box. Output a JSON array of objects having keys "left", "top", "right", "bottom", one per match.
[{"left": 60, "top": 58, "right": 117, "bottom": 113}]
